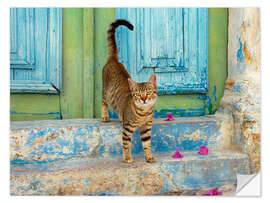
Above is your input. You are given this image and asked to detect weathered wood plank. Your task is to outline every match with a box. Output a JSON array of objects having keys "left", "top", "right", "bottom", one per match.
[
  {"left": 60, "top": 8, "right": 84, "bottom": 119},
  {"left": 10, "top": 8, "right": 35, "bottom": 69},
  {"left": 82, "top": 8, "right": 95, "bottom": 118},
  {"left": 116, "top": 8, "right": 208, "bottom": 95},
  {"left": 10, "top": 8, "right": 62, "bottom": 93},
  {"left": 94, "top": 8, "right": 115, "bottom": 118},
  {"left": 10, "top": 94, "right": 60, "bottom": 121}
]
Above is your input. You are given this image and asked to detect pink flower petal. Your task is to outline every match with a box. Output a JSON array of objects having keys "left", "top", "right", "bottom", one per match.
[
  {"left": 164, "top": 113, "right": 174, "bottom": 121},
  {"left": 172, "top": 148, "right": 183, "bottom": 159},
  {"left": 202, "top": 189, "right": 222, "bottom": 196},
  {"left": 198, "top": 146, "right": 208, "bottom": 155}
]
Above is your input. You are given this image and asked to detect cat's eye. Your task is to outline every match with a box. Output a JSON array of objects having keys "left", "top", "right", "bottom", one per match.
[{"left": 146, "top": 90, "right": 152, "bottom": 95}]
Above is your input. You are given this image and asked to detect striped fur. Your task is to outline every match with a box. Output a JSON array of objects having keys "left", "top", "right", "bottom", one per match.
[
  {"left": 102, "top": 19, "right": 158, "bottom": 163},
  {"left": 107, "top": 19, "right": 133, "bottom": 60}
]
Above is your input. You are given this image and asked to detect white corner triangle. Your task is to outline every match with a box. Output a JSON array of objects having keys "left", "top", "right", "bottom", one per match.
[{"left": 236, "top": 172, "right": 261, "bottom": 196}]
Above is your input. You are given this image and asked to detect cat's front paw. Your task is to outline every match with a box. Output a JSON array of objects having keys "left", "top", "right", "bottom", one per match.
[
  {"left": 146, "top": 156, "right": 156, "bottom": 163},
  {"left": 102, "top": 116, "right": 110, "bottom": 122},
  {"left": 123, "top": 157, "right": 134, "bottom": 163}
]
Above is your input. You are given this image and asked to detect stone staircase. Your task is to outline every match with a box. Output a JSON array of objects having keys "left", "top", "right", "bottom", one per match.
[{"left": 10, "top": 113, "right": 251, "bottom": 195}]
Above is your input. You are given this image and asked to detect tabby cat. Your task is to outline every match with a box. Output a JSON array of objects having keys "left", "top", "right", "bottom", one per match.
[{"left": 102, "top": 19, "right": 158, "bottom": 163}]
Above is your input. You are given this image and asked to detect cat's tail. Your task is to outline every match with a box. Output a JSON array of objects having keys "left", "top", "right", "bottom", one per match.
[{"left": 107, "top": 19, "right": 134, "bottom": 60}]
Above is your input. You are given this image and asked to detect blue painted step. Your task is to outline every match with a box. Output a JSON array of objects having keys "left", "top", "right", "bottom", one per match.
[
  {"left": 10, "top": 116, "right": 251, "bottom": 195},
  {"left": 10, "top": 150, "right": 250, "bottom": 195},
  {"left": 10, "top": 114, "right": 234, "bottom": 163}
]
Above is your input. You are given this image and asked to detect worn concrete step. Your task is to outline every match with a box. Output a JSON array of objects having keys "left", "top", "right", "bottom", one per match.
[
  {"left": 10, "top": 150, "right": 250, "bottom": 196},
  {"left": 10, "top": 113, "right": 234, "bottom": 163}
]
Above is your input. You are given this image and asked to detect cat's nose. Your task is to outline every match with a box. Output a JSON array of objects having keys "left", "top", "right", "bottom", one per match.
[{"left": 141, "top": 95, "right": 147, "bottom": 102}]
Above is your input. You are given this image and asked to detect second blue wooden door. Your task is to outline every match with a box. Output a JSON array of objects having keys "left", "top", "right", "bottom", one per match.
[{"left": 116, "top": 8, "right": 208, "bottom": 95}]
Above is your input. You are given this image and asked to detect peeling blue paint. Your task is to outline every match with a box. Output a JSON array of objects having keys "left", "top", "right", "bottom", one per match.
[
  {"left": 10, "top": 150, "right": 250, "bottom": 195},
  {"left": 10, "top": 110, "right": 60, "bottom": 116},
  {"left": 233, "top": 82, "right": 242, "bottom": 93},
  {"left": 154, "top": 107, "right": 205, "bottom": 118},
  {"left": 10, "top": 116, "right": 252, "bottom": 195},
  {"left": 203, "top": 85, "right": 218, "bottom": 115},
  {"left": 237, "top": 38, "right": 244, "bottom": 63},
  {"left": 10, "top": 117, "right": 230, "bottom": 163},
  {"left": 213, "top": 85, "right": 217, "bottom": 102},
  {"left": 26, "top": 129, "right": 47, "bottom": 146},
  {"left": 140, "top": 171, "right": 147, "bottom": 177},
  {"left": 82, "top": 179, "right": 91, "bottom": 186},
  {"left": 244, "top": 116, "right": 254, "bottom": 121},
  {"left": 10, "top": 110, "right": 17, "bottom": 114},
  {"left": 116, "top": 8, "right": 208, "bottom": 95},
  {"left": 108, "top": 109, "right": 118, "bottom": 119},
  {"left": 25, "top": 181, "right": 42, "bottom": 192},
  {"left": 10, "top": 110, "right": 61, "bottom": 120},
  {"left": 204, "top": 96, "right": 212, "bottom": 114},
  {"left": 109, "top": 107, "right": 206, "bottom": 119},
  {"left": 157, "top": 83, "right": 208, "bottom": 94}
]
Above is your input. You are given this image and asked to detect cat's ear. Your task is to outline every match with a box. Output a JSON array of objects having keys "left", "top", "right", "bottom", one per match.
[
  {"left": 128, "top": 78, "right": 136, "bottom": 90},
  {"left": 148, "top": 74, "right": 157, "bottom": 87}
]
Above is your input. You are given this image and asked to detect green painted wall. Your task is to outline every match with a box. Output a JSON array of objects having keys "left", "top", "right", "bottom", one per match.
[
  {"left": 60, "top": 8, "right": 94, "bottom": 119},
  {"left": 94, "top": 8, "right": 115, "bottom": 118},
  {"left": 10, "top": 94, "right": 60, "bottom": 121},
  {"left": 61, "top": 8, "right": 84, "bottom": 119},
  {"left": 206, "top": 8, "right": 228, "bottom": 114},
  {"left": 10, "top": 8, "right": 227, "bottom": 121}
]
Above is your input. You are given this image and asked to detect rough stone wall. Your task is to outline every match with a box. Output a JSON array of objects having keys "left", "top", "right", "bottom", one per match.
[{"left": 218, "top": 8, "right": 261, "bottom": 173}]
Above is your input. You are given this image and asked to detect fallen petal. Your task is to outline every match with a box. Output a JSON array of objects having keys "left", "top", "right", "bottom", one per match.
[
  {"left": 202, "top": 189, "right": 222, "bottom": 196},
  {"left": 198, "top": 146, "right": 208, "bottom": 155},
  {"left": 164, "top": 113, "right": 174, "bottom": 121},
  {"left": 172, "top": 148, "right": 183, "bottom": 158}
]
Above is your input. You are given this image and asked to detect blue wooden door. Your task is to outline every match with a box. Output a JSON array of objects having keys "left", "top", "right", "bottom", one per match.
[
  {"left": 116, "top": 8, "right": 208, "bottom": 94},
  {"left": 10, "top": 8, "right": 62, "bottom": 93}
]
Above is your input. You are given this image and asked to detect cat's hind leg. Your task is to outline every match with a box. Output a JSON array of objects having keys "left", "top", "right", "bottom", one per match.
[
  {"left": 101, "top": 98, "right": 110, "bottom": 122},
  {"left": 140, "top": 121, "right": 156, "bottom": 163}
]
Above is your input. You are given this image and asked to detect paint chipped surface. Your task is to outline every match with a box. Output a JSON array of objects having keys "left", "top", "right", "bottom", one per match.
[
  {"left": 10, "top": 115, "right": 235, "bottom": 163},
  {"left": 219, "top": 8, "right": 260, "bottom": 173},
  {"left": 10, "top": 116, "right": 251, "bottom": 195},
  {"left": 225, "top": 79, "right": 235, "bottom": 90},
  {"left": 10, "top": 150, "right": 250, "bottom": 195}
]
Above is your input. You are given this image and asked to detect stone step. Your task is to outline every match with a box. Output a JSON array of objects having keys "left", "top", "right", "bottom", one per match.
[
  {"left": 10, "top": 113, "right": 234, "bottom": 163},
  {"left": 10, "top": 150, "right": 250, "bottom": 195}
]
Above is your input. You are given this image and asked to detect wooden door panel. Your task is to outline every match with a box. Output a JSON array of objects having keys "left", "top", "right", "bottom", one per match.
[{"left": 116, "top": 8, "right": 208, "bottom": 95}]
